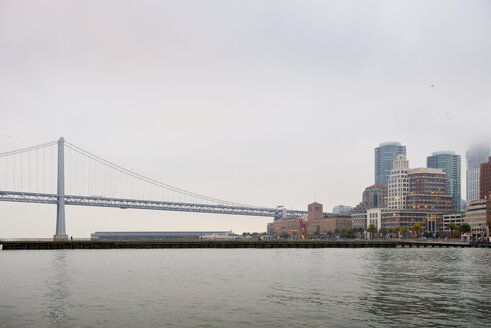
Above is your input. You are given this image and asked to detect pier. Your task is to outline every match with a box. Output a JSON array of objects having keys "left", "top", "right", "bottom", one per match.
[{"left": 1, "top": 239, "right": 487, "bottom": 250}]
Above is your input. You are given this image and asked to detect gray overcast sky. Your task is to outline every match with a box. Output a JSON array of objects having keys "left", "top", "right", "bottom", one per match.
[{"left": 1, "top": 0, "right": 490, "bottom": 237}]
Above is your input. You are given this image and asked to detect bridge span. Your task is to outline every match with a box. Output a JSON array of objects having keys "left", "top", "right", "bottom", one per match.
[
  {"left": 0, "top": 190, "right": 306, "bottom": 218},
  {"left": 0, "top": 138, "right": 307, "bottom": 238}
]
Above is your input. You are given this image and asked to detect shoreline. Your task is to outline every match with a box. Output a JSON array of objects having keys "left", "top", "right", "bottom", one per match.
[{"left": 1, "top": 239, "right": 488, "bottom": 250}]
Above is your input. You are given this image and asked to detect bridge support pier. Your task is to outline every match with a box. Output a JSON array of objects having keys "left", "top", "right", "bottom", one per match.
[{"left": 54, "top": 137, "right": 68, "bottom": 240}]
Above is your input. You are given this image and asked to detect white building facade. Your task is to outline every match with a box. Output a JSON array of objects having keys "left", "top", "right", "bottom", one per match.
[
  {"left": 367, "top": 208, "right": 382, "bottom": 230},
  {"left": 387, "top": 154, "right": 409, "bottom": 210}
]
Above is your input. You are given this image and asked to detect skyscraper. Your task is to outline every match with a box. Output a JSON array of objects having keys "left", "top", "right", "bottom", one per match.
[
  {"left": 387, "top": 154, "right": 409, "bottom": 210},
  {"left": 427, "top": 151, "right": 461, "bottom": 212},
  {"left": 375, "top": 142, "right": 406, "bottom": 187},
  {"left": 466, "top": 145, "right": 490, "bottom": 201}
]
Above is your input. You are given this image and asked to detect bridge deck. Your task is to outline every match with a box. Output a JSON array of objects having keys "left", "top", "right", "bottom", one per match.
[{"left": 0, "top": 191, "right": 307, "bottom": 218}]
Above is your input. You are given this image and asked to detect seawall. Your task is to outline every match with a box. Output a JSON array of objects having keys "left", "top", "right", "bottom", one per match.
[{"left": 1, "top": 239, "right": 487, "bottom": 250}]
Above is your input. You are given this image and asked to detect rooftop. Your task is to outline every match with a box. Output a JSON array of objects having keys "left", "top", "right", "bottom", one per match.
[
  {"left": 431, "top": 151, "right": 456, "bottom": 156},
  {"left": 366, "top": 184, "right": 387, "bottom": 189},
  {"left": 379, "top": 142, "right": 402, "bottom": 147},
  {"left": 409, "top": 167, "right": 445, "bottom": 175}
]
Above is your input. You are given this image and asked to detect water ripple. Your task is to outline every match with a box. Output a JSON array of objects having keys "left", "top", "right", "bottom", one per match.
[{"left": 0, "top": 248, "right": 489, "bottom": 327}]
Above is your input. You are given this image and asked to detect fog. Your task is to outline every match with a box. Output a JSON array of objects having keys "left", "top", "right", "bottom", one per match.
[{"left": 1, "top": 0, "right": 490, "bottom": 237}]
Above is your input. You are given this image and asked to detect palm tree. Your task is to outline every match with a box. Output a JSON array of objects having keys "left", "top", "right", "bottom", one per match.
[
  {"left": 398, "top": 226, "right": 409, "bottom": 238},
  {"left": 446, "top": 223, "right": 458, "bottom": 238},
  {"left": 367, "top": 224, "right": 377, "bottom": 239},
  {"left": 412, "top": 223, "right": 424, "bottom": 238}
]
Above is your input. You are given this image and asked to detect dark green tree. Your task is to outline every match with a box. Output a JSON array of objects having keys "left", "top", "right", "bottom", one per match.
[
  {"left": 446, "top": 223, "right": 458, "bottom": 238},
  {"left": 280, "top": 232, "right": 290, "bottom": 239},
  {"left": 412, "top": 223, "right": 424, "bottom": 238},
  {"left": 459, "top": 223, "right": 471, "bottom": 234},
  {"left": 367, "top": 224, "right": 377, "bottom": 238}
]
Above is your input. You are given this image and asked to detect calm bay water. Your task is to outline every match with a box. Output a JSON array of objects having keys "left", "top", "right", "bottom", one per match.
[{"left": 1, "top": 248, "right": 490, "bottom": 327}]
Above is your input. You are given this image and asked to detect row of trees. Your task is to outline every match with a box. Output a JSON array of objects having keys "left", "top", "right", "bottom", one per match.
[
  {"left": 446, "top": 222, "right": 471, "bottom": 237},
  {"left": 274, "top": 222, "right": 471, "bottom": 239},
  {"left": 368, "top": 222, "right": 471, "bottom": 239},
  {"left": 367, "top": 223, "right": 424, "bottom": 238}
]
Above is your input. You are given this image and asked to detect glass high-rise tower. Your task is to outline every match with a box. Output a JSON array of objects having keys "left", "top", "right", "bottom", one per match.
[
  {"left": 466, "top": 145, "right": 490, "bottom": 202},
  {"left": 427, "top": 151, "right": 461, "bottom": 212},
  {"left": 375, "top": 142, "right": 406, "bottom": 187}
]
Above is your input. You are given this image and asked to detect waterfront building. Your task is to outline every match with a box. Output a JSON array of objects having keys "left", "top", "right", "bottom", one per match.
[
  {"left": 307, "top": 215, "right": 352, "bottom": 235},
  {"left": 375, "top": 142, "right": 406, "bottom": 187},
  {"left": 352, "top": 184, "right": 387, "bottom": 212},
  {"left": 406, "top": 168, "right": 453, "bottom": 213},
  {"left": 427, "top": 151, "right": 461, "bottom": 212},
  {"left": 387, "top": 155, "right": 409, "bottom": 210},
  {"left": 380, "top": 210, "right": 428, "bottom": 230},
  {"left": 466, "top": 145, "right": 490, "bottom": 201},
  {"left": 443, "top": 212, "right": 466, "bottom": 230},
  {"left": 480, "top": 157, "right": 491, "bottom": 200},
  {"left": 324, "top": 216, "right": 352, "bottom": 234},
  {"left": 426, "top": 212, "right": 444, "bottom": 232},
  {"left": 356, "top": 208, "right": 438, "bottom": 231},
  {"left": 465, "top": 200, "right": 488, "bottom": 239},
  {"left": 351, "top": 212, "right": 367, "bottom": 229},
  {"left": 367, "top": 208, "right": 382, "bottom": 230},
  {"left": 308, "top": 202, "right": 323, "bottom": 220},
  {"left": 487, "top": 192, "right": 491, "bottom": 240},
  {"left": 269, "top": 217, "right": 304, "bottom": 237},
  {"left": 306, "top": 202, "right": 352, "bottom": 235},
  {"left": 91, "top": 231, "right": 234, "bottom": 240},
  {"left": 333, "top": 205, "right": 352, "bottom": 215}
]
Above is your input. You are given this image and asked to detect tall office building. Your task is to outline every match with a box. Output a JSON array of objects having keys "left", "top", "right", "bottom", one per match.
[
  {"left": 406, "top": 168, "right": 453, "bottom": 213},
  {"left": 427, "top": 151, "right": 461, "bottom": 212},
  {"left": 375, "top": 142, "right": 406, "bottom": 187},
  {"left": 387, "top": 155, "right": 409, "bottom": 210},
  {"left": 466, "top": 145, "right": 490, "bottom": 201}
]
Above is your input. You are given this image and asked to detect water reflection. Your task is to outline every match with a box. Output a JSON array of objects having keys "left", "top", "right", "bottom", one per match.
[
  {"left": 3, "top": 249, "right": 489, "bottom": 327},
  {"left": 362, "top": 249, "right": 487, "bottom": 327},
  {"left": 43, "top": 251, "right": 70, "bottom": 327}
]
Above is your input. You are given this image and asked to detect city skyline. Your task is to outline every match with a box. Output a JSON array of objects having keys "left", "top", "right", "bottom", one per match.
[
  {"left": 0, "top": 136, "right": 487, "bottom": 237},
  {"left": 1, "top": 0, "right": 490, "bottom": 237}
]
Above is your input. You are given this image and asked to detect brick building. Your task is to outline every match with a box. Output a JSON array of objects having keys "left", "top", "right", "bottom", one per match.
[
  {"left": 352, "top": 184, "right": 387, "bottom": 212},
  {"left": 406, "top": 168, "right": 454, "bottom": 213},
  {"left": 308, "top": 216, "right": 352, "bottom": 235},
  {"left": 351, "top": 212, "right": 367, "bottom": 229},
  {"left": 308, "top": 202, "right": 323, "bottom": 220},
  {"left": 269, "top": 217, "right": 304, "bottom": 237},
  {"left": 465, "top": 199, "right": 488, "bottom": 239},
  {"left": 480, "top": 157, "right": 491, "bottom": 199}
]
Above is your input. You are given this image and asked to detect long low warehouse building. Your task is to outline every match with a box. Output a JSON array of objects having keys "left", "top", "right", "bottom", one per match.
[{"left": 91, "top": 231, "right": 235, "bottom": 240}]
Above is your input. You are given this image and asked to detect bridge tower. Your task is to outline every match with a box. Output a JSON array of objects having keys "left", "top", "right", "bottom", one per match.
[{"left": 54, "top": 137, "right": 68, "bottom": 240}]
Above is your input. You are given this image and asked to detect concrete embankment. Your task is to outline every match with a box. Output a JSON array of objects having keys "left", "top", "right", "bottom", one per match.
[{"left": 1, "top": 239, "right": 487, "bottom": 250}]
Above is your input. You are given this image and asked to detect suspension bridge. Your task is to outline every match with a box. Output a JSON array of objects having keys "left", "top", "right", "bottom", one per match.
[{"left": 0, "top": 138, "right": 306, "bottom": 239}]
